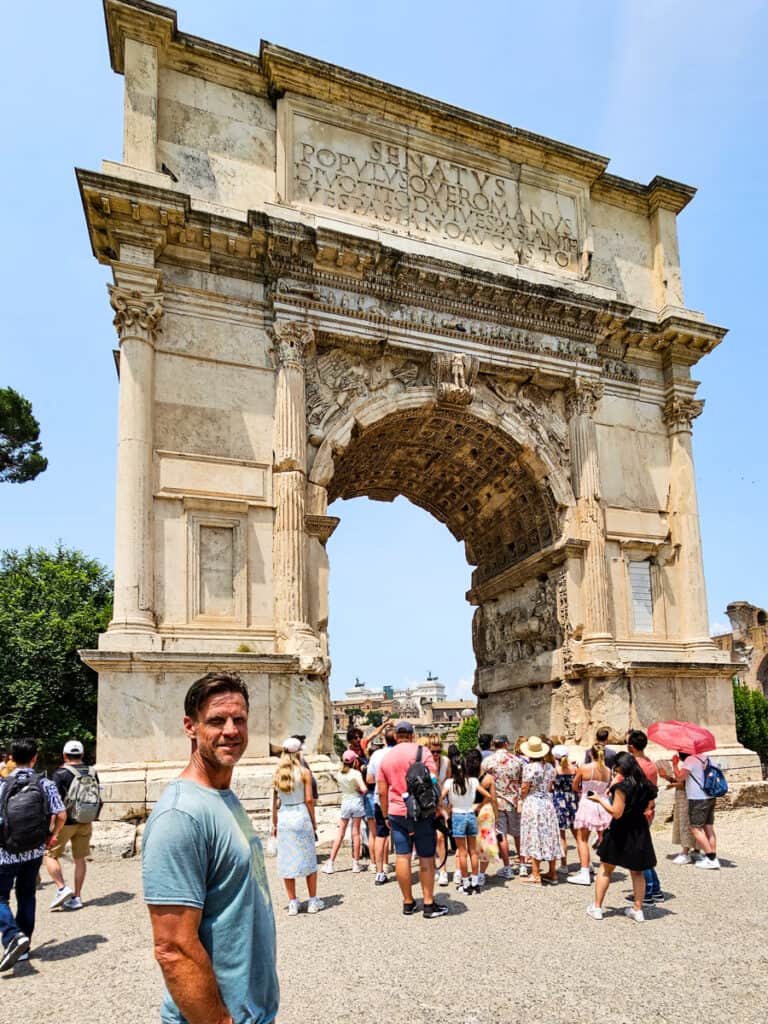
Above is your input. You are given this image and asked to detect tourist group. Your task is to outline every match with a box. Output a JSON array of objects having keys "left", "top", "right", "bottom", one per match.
[
  {"left": 0, "top": 672, "right": 727, "bottom": 1024},
  {"left": 272, "top": 719, "right": 724, "bottom": 923}
]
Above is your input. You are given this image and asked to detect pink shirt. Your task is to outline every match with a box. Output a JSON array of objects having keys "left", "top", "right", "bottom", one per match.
[{"left": 378, "top": 743, "right": 436, "bottom": 817}]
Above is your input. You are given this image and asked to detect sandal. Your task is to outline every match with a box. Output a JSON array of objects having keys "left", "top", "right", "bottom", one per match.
[{"left": 518, "top": 876, "right": 542, "bottom": 885}]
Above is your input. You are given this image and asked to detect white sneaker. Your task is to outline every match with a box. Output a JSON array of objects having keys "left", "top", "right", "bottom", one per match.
[
  {"left": 307, "top": 897, "right": 325, "bottom": 914},
  {"left": 694, "top": 856, "right": 720, "bottom": 870},
  {"left": 625, "top": 906, "right": 645, "bottom": 922},
  {"left": 63, "top": 896, "right": 83, "bottom": 910},
  {"left": 586, "top": 904, "right": 604, "bottom": 921},
  {"left": 351, "top": 860, "right": 362, "bottom": 873},
  {"left": 672, "top": 853, "right": 692, "bottom": 865},
  {"left": 321, "top": 860, "right": 334, "bottom": 874},
  {"left": 477, "top": 873, "right": 486, "bottom": 887},
  {"left": 287, "top": 899, "right": 300, "bottom": 916},
  {"left": 567, "top": 869, "right": 592, "bottom": 886},
  {"left": 453, "top": 869, "right": 462, "bottom": 884},
  {"left": 438, "top": 870, "right": 449, "bottom": 886},
  {"left": 49, "top": 886, "right": 74, "bottom": 910}
]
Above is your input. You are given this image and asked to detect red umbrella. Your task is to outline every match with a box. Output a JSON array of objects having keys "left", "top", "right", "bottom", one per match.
[{"left": 647, "top": 720, "right": 715, "bottom": 755}]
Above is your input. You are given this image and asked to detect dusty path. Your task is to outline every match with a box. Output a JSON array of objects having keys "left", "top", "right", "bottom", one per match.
[{"left": 2, "top": 809, "right": 766, "bottom": 1024}]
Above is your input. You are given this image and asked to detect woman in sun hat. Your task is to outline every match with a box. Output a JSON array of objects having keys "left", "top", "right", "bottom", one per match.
[
  {"left": 272, "top": 737, "right": 323, "bottom": 916},
  {"left": 518, "top": 736, "right": 561, "bottom": 885},
  {"left": 323, "top": 749, "right": 368, "bottom": 875}
]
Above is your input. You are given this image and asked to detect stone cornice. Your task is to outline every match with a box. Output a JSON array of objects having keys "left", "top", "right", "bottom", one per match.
[
  {"left": 76, "top": 169, "right": 725, "bottom": 366},
  {"left": 79, "top": 648, "right": 301, "bottom": 674},
  {"left": 467, "top": 539, "right": 588, "bottom": 604}
]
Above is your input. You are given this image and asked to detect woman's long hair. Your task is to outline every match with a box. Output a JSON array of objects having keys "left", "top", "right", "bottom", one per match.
[
  {"left": 590, "top": 743, "right": 606, "bottom": 769},
  {"left": 464, "top": 748, "right": 483, "bottom": 779},
  {"left": 450, "top": 752, "right": 467, "bottom": 795},
  {"left": 613, "top": 752, "right": 658, "bottom": 808},
  {"left": 274, "top": 750, "right": 301, "bottom": 793}
]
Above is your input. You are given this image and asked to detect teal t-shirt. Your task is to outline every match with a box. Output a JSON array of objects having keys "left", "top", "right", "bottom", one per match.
[{"left": 142, "top": 780, "right": 278, "bottom": 1024}]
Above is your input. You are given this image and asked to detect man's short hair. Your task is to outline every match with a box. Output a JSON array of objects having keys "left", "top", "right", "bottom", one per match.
[
  {"left": 627, "top": 729, "right": 648, "bottom": 751},
  {"left": 184, "top": 672, "right": 249, "bottom": 719},
  {"left": 384, "top": 727, "right": 397, "bottom": 747},
  {"left": 595, "top": 726, "right": 610, "bottom": 743},
  {"left": 493, "top": 734, "right": 509, "bottom": 748},
  {"left": 346, "top": 727, "right": 364, "bottom": 742},
  {"left": 11, "top": 737, "right": 37, "bottom": 765},
  {"left": 478, "top": 733, "right": 493, "bottom": 750}
]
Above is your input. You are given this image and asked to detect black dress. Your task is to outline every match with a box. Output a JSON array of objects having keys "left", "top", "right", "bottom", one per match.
[{"left": 597, "top": 779, "right": 657, "bottom": 871}]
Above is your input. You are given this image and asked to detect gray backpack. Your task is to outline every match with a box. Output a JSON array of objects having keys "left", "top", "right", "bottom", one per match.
[{"left": 63, "top": 766, "right": 101, "bottom": 824}]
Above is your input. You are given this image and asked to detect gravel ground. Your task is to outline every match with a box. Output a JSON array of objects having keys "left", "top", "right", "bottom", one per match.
[{"left": 2, "top": 808, "right": 767, "bottom": 1024}]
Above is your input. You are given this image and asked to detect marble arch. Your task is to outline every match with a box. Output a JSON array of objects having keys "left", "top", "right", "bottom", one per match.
[{"left": 78, "top": 2, "right": 756, "bottom": 816}]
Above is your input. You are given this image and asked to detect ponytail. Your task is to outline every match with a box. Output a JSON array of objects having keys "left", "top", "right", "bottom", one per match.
[
  {"left": 450, "top": 753, "right": 467, "bottom": 796},
  {"left": 560, "top": 755, "right": 570, "bottom": 772}
]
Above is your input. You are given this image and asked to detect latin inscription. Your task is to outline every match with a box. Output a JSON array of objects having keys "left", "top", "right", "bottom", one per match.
[{"left": 290, "top": 116, "right": 581, "bottom": 272}]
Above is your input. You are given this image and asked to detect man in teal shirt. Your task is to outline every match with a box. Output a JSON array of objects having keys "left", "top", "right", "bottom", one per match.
[{"left": 142, "top": 672, "right": 278, "bottom": 1024}]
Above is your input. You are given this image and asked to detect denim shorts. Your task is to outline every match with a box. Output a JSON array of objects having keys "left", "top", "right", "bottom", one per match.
[
  {"left": 451, "top": 811, "right": 479, "bottom": 838},
  {"left": 388, "top": 814, "right": 437, "bottom": 858},
  {"left": 363, "top": 792, "right": 376, "bottom": 819}
]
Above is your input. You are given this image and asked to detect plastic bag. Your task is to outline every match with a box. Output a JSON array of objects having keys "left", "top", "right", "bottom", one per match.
[{"left": 266, "top": 834, "right": 278, "bottom": 858}]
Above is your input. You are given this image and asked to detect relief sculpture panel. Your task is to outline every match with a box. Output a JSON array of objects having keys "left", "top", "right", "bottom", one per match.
[{"left": 473, "top": 573, "right": 563, "bottom": 670}]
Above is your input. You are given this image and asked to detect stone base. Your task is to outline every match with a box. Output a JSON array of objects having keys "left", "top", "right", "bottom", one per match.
[
  {"left": 478, "top": 665, "right": 752, "bottom": 767},
  {"left": 95, "top": 757, "right": 342, "bottom": 833},
  {"left": 80, "top": 650, "right": 334, "bottom": 762}
]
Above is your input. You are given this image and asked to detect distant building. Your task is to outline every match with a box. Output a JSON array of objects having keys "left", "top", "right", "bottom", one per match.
[
  {"left": 332, "top": 674, "right": 476, "bottom": 741},
  {"left": 712, "top": 601, "right": 768, "bottom": 697}
]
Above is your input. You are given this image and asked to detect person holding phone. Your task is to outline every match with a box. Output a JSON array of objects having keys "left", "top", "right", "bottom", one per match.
[{"left": 585, "top": 752, "right": 658, "bottom": 923}]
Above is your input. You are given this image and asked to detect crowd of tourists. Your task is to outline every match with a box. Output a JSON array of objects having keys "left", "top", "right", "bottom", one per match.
[
  {"left": 0, "top": 671, "right": 728, "bottom": 1024},
  {"left": 269, "top": 720, "right": 725, "bottom": 923}
]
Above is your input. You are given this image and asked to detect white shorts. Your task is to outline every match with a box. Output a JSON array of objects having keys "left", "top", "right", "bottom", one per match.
[{"left": 340, "top": 796, "right": 366, "bottom": 819}]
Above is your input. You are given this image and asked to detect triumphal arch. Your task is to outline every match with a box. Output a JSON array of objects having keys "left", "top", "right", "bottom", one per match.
[{"left": 80, "top": 2, "right": 751, "bottom": 810}]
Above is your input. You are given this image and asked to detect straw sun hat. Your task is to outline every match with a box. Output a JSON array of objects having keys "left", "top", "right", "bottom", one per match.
[{"left": 520, "top": 735, "right": 550, "bottom": 759}]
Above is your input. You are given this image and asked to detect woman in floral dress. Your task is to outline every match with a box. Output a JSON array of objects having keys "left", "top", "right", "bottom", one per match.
[
  {"left": 551, "top": 743, "right": 579, "bottom": 869},
  {"left": 518, "top": 736, "right": 561, "bottom": 885}
]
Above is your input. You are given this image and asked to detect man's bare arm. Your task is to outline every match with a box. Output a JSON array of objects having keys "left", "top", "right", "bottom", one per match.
[{"left": 148, "top": 905, "right": 232, "bottom": 1024}]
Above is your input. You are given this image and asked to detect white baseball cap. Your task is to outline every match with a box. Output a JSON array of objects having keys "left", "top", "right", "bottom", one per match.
[{"left": 63, "top": 740, "right": 84, "bottom": 756}]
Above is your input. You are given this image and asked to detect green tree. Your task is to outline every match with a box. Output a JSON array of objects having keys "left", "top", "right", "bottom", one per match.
[
  {"left": 456, "top": 715, "right": 479, "bottom": 754},
  {"left": 733, "top": 681, "right": 768, "bottom": 765},
  {"left": 0, "top": 387, "right": 48, "bottom": 483},
  {"left": 0, "top": 545, "right": 112, "bottom": 763},
  {"left": 364, "top": 710, "right": 383, "bottom": 727}
]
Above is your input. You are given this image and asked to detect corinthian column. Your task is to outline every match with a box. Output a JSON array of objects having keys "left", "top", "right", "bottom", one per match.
[
  {"left": 565, "top": 378, "right": 612, "bottom": 644},
  {"left": 272, "top": 321, "right": 318, "bottom": 660},
  {"left": 663, "top": 395, "right": 710, "bottom": 642},
  {"left": 107, "top": 265, "right": 163, "bottom": 639}
]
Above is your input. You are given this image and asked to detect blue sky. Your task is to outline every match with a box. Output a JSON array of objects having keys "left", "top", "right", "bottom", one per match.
[{"left": 1, "top": 1, "right": 766, "bottom": 700}]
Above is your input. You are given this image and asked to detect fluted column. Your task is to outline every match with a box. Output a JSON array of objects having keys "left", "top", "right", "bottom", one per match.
[
  {"left": 663, "top": 395, "right": 710, "bottom": 642},
  {"left": 565, "top": 378, "right": 612, "bottom": 644},
  {"left": 272, "top": 321, "right": 317, "bottom": 656},
  {"left": 107, "top": 266, "right": 163, "bottom": 637}
]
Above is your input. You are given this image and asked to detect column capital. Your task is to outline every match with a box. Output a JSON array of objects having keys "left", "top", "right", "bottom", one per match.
[
  {"left": 565, "top": 378, "right": 603, "bottom": 419},
  {"left": 273, "top": 320, "right": 313, "bottom": 369},
  {"left": 663, "top": 395, "right": 705, "bottom": 434},
  {"left": 109, "top": 284, "right": 163, "bottom": 344}
]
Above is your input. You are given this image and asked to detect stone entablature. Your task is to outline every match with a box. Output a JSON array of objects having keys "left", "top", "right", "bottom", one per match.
[{"left": 77, "top": 3, "right": 757, "bottom": 810}]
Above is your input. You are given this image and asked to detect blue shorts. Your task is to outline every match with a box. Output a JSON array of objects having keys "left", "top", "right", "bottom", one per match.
[
  {"left": 451, "top": 811, "right": 479, "bottom": 838},
  {"left": 388, "top": 814, "right": 437, "bottom": 858},
  {"left": 363, "top": 792, "right": 375, "bottom": 819}
]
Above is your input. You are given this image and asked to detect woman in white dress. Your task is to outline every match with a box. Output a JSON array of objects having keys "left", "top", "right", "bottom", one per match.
[{"left": 271, "top": 737, "right": 323, "bottom": 916}]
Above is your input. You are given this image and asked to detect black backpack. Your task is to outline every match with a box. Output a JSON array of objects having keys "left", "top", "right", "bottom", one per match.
[
  {"left": 404, "top": 746, "right": 438, "bottom": 822},
  {"left": 0, "top": 772, "right": 50, "bottom": 854}
]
